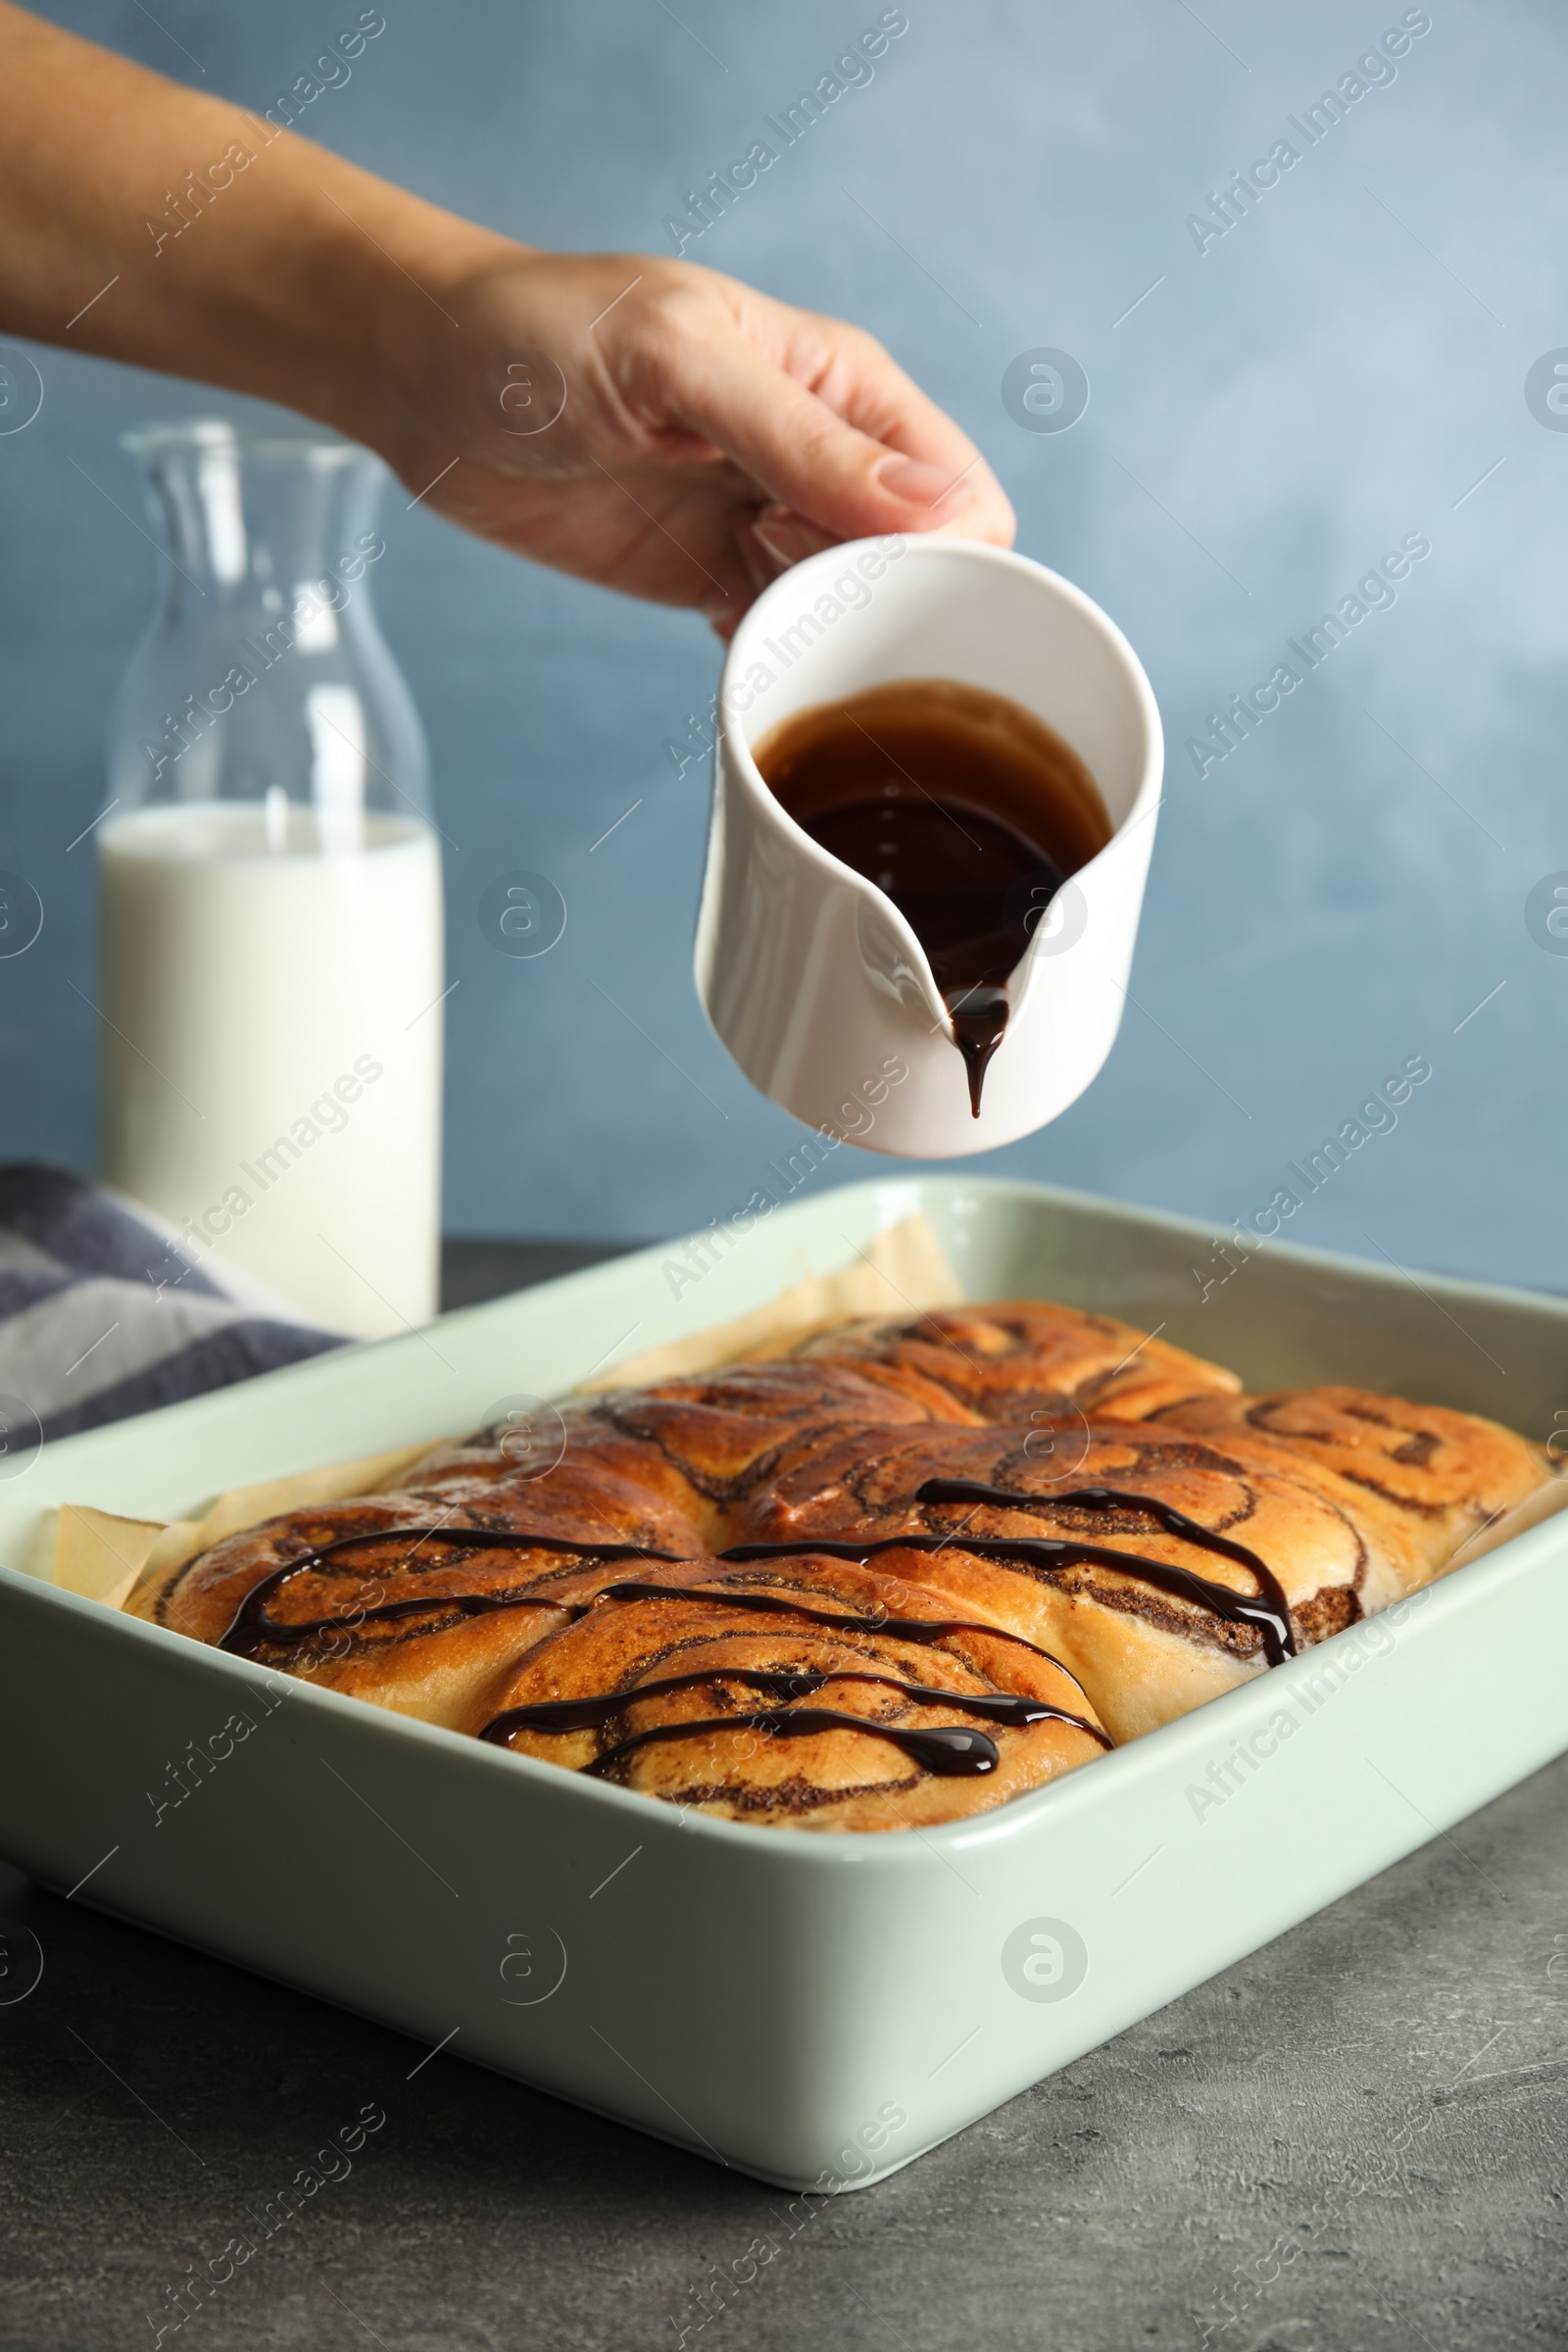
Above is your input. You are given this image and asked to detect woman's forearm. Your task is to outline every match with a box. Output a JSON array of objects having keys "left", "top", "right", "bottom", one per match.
[{"left": 0, "top": 1, "right": 507, "bottom": 444}]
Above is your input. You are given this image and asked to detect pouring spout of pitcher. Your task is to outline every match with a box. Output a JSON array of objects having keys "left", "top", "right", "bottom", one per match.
[{"left": 852, "top": 881, "right": 952, "bottom": 1030}]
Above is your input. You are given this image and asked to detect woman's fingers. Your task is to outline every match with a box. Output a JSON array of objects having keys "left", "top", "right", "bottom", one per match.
[{"left": 658, "top": 304, "right": 1014, "bottom": 555}]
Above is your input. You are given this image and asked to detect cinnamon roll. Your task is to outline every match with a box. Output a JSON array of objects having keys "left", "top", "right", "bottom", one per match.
[
  {"left": 130, "top": 1296, "right": 1554, "bottom": 1825},
  {"left": 475, "top": 1555, "right": 1109, "bottom": 1831}
]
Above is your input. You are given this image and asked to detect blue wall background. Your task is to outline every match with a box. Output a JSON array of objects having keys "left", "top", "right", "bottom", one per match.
[{"left": 1, "top": 0, "right": 1564, "bottom": 1291}]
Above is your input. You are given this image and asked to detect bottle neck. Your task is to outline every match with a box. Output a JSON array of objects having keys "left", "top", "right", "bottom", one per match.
[
  {"left": 111, "top": 429, "right": 428, "bottom": 828},
  {"left": 134, "top": 435, "right": 387, "bottom": 628}
]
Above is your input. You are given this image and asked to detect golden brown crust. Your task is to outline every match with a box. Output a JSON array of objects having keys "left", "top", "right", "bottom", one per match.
[
  {"left": 592, "top": 1359, "right": 972, "bottom": 1498},
  {"left": 792, "top": 1301, "right": 1241, "bottom": 1426},
  {"left": 1151, "top": 1387, "right": 1551, "bottom": 1594},
  {"left": 150, "top": 1300, "right": 1556, "bottom": 1818},
  {"left": 401, "top": 1407, "right": 715, "bottom": 1554}
]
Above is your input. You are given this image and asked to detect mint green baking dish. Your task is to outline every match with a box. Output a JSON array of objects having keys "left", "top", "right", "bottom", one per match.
[{"left": 1, "top": 1175, "right": 1564, "bottom": 2191}]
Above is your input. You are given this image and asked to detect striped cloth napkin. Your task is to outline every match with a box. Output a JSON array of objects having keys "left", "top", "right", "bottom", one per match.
[{"left": 0, "top": 1162, "right": 346, "bottom": 1443}]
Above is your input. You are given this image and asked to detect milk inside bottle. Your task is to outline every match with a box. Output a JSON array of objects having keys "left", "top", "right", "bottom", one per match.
[{"left": 101, "top": 424, "right": 443, "bottom": 1337}]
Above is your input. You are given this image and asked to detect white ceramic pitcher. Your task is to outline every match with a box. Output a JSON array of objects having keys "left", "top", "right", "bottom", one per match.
[{"left": 694, "top": 534, "right": 1162, "bottom": 1158}]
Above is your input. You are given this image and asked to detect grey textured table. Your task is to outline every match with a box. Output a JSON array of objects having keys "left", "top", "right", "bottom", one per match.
[{"left": 2, "top": 1243, "right": 1564, "bottom": 2352}]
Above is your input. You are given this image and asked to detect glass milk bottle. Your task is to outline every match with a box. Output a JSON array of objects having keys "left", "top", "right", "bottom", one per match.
[{"left": 100, "top": 423, "right": 443, "bottom": 1338}]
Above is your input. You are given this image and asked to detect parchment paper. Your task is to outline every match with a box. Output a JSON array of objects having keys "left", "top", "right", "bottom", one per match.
[
  {"left": 1446, "top": 1471, "right": 1568, "bottom": 1567},
  {"left": 577, "top": 1212, "right": 961, "bottom": 1390}
]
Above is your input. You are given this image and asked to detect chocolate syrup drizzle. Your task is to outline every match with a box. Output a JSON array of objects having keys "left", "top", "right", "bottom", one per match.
[
  {"left": 217, "top": 1493, "right": 1293, "bottom": 1789},
  {"left": 482, "top": 1571, "right": 1107, "bottom": 1777},
  {"left": 911, "top": 1477, "right": 1297, "bottom": 1664},
  {"left": 481, "top": 1661, "right": 1106, "bottom": 1777},
  {"left": 210, "top": 1477, "right": 1294, "bottom": 1791},
  {"left": 216, "top": 1526, "right": 678, "bottom": 1655},
  {"left": 581, "top": 1710, "right": 1000, "bottom": 1779},
  {"left": 214, "top": 1524, "right": 1109, "bottom": 1781},
  {"left": 209, "top": 1490, "right": 1292, "bottom": 1795},
  {"left": 480, "top": 1664, "right": 1098, "bottom": 1740},
  {"left": 595, "top": 1575, "right": 1086, "bottom": 1675},
  {"left": 721, "top": 1539, "right": 1286, "bottom": 1668}
]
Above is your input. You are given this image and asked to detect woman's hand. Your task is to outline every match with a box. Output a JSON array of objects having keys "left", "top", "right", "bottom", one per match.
[{"left": 369, "top": 251, "right": 1015, "bottom": 634}]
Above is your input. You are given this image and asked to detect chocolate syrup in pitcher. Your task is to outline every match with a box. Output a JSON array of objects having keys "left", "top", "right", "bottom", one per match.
[{"left": 755, "top": 679, "right": 1111, "bottom": 1114}]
